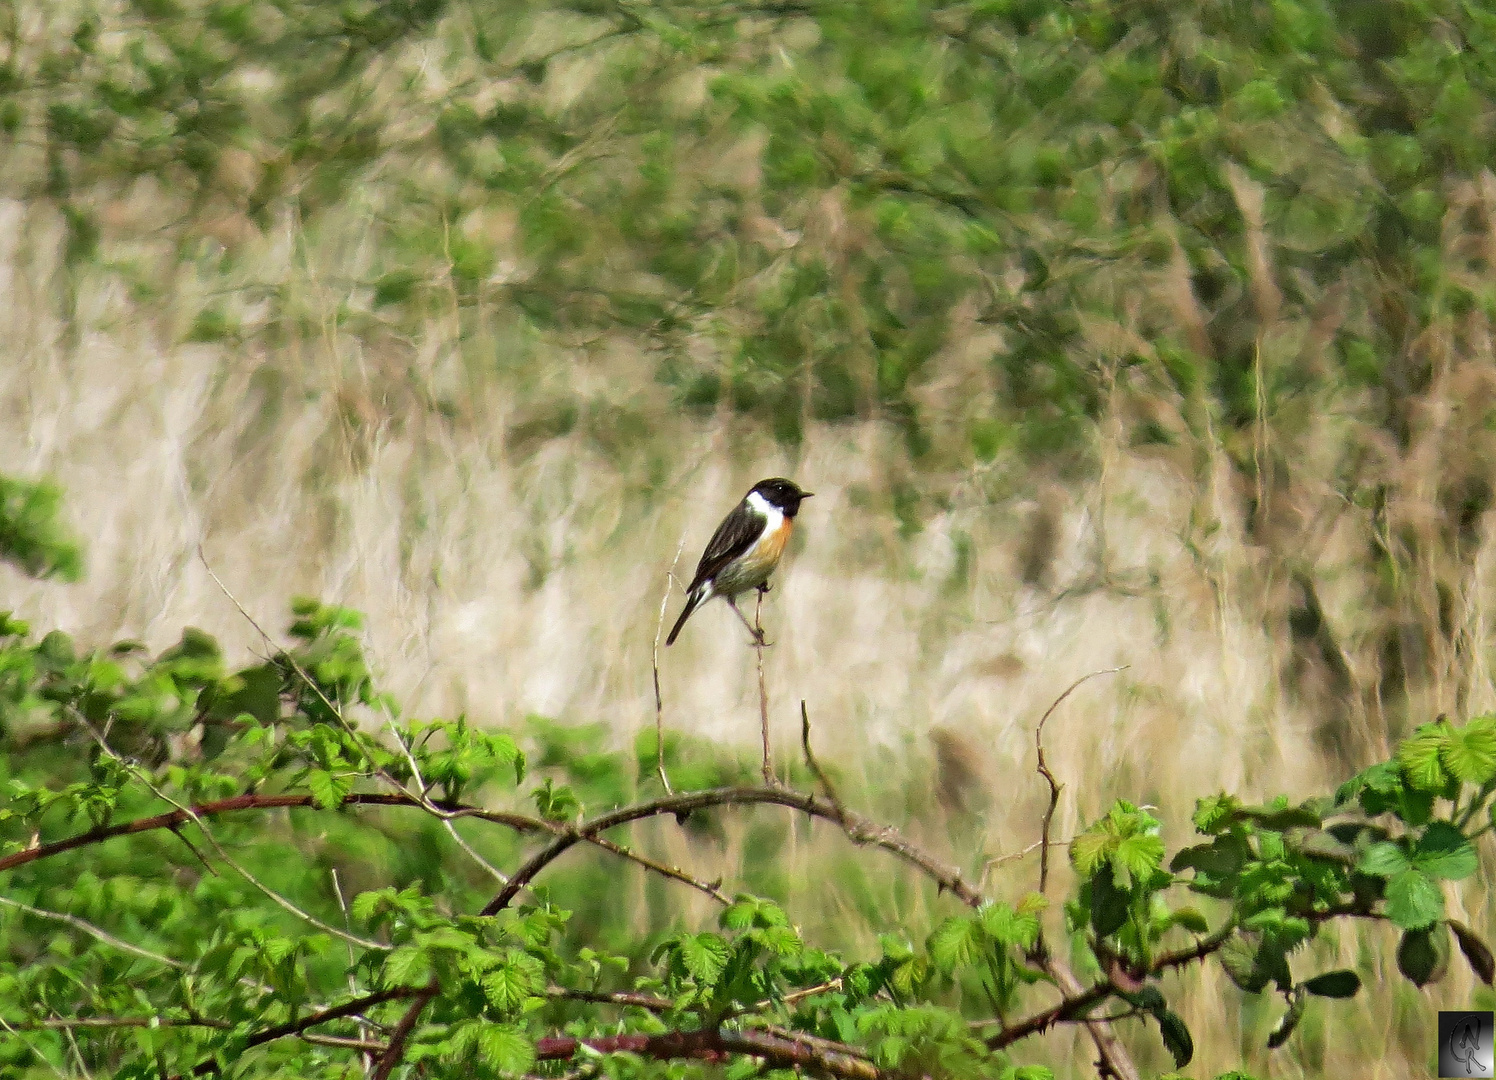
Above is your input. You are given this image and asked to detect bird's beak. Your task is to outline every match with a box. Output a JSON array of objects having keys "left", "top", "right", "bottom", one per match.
[{"left": 801, "top": 492, "right": 814, "bottom": 498}]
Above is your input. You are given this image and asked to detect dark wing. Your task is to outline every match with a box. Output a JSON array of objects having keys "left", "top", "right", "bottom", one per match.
[{"left": 686, "top": 502, "right": 763, "bottom": 593}]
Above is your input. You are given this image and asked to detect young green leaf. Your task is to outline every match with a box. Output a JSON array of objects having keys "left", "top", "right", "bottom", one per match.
[
  {"left": 1411, "top": 822, "right": 1477, "bottom": 881},
  {"left": 1440, "top": 715, "right": 1496, "bottom": 785},
  {"left": 1384, "top": 869, "right": 1444, "bottom": 930}
]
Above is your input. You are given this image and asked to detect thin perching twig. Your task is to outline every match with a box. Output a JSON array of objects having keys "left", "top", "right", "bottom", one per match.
[
  {"left": 755, "top": 589, "right": 775, "bottom": 786},
  {"left": 651, "top": 534, "right": 688, "bottom": 795},
  {"left": 1035, "top": 666, "right": 1127, "bottom": 896}
]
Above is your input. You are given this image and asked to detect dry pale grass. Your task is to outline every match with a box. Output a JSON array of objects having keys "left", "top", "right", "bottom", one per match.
[{"left": 4, "top": 176, "right": 1496, "bottom": 1075}]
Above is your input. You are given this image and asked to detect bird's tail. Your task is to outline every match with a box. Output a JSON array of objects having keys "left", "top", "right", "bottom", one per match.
[{"left": 665, "top": 588, "right": 705, "bottom": 646}]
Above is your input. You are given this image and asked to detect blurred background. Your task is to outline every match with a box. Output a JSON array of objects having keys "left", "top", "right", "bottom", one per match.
[{"left": 4, "top": 0, "right": 1496, "bottom": 1073}]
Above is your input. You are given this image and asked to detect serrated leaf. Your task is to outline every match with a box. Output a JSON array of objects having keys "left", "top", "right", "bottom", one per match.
[
  {"left": 477, "top": 1024, "right": 535, "bottom": 1073},
  {"left": 679, "top": 933, "right": 729, "bottom": 985},
  {"left": 1356, "top": 841, "right": 1410, "bottom": 878},
  {"left": 384, "top": 946, "right": 430, "bottom": 987},
  {"left": 928, "top": 915, "right": 981, "bottom": 973},
  {"left": 1384, "top": 869, "right": 1444, "bottom": 929},
  {"left": 306, "top": 768, "right": 349, "bottom": 810},
  {"left": 1398, "top": 722, "right": 1452, "bottom": 791},
  {"left": 1397, "top": 925, "right": 1450, "bottom": 987},
  {"left": 1070, "top": 830, "right": 1112, "bottom": 876},
  {"left": 1441, "top": 716, "right": 1496, "bottom": 784},
  {"left": 1450, "top": 920, "right": 1495, "bottom": 985},
  {"left": 1412, "top": 822, "right": 1477, "bottom": 880},
  {"left": 1154, "top": 1007, "right": 1193, "bottom": 1067},
  {"left": 1301, "top": 970, "right": 1360, "bottom": 998},
  {"left": 1113, "top": 832, "right": 1165, "bottom": 886},
  {"left": 980, "top": 902, "right": 1040, "bottom": 949},
  {"left": 720, "top": 900, "right": 758, "bottom": 931},
  {"left": 1192, "top": 793, "right": 1240, "bottom": 833},
  {"left": 482, "top": 960, "right": 539, "bottom": 1013}
]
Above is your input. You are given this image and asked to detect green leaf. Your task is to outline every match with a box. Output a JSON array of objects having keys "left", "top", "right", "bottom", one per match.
[
  {"left": 482, "top": 960, "right": 540, "bottom": 1014},
  {"left": 1154, "top": 1007, "right": 1194, "bottom": 1067},
  {"left": 1450, "top": 920, "right": 1495, "bottom": 986},
  {"left": 1398, "top": 721, "right": 1452, "bottom": 791},
  {"left": 1112, "top": 832, "right": 1166, "bottom": 886},
  {"left": 1356, "top": 841, "right": 1410, "bottom": 878},
  {"left": 384, "top": 946, "right": 431, "bottom": 987},
  {"left": 1087, "top": 869, "right": 1130, "bottom": 939},
  {"left": 1301, "top": 970, "right": 1360, "bottom": 998},
  {"left": 1412, "top": 822, "right": 1477, "bottom": 880},
  {"left": 1384, "top": 869, "right": 1444, "bottom": 929},
  {"left": 1441, "top": 715, "right": 1496, "bottom": 784},
  {"left": 477, "top": 1024, "right": 535, "bottom": 1073},
  {"left": 1397, "top": 925, "right": 1450, "bottom": 987},
  {"left": 306, "top": 769, "right": 349, "bottom": 810},
  {"left": 928, "top": 915, "right": 982, "bottom": 973},
  {"left": 980, "top": 902, "right": 1041, "bottom": 950},
  {"left": 1192, "top": 794, "right": 1241, "bottom": 833},
  {"left": 1070, "top": 830, "right": 1112, "bottom": 876},
  {"left": 679, "top": 933, "right": 729, "bottom": 985}
]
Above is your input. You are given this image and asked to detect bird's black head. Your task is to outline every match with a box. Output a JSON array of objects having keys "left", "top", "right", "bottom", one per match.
[{"left": 750, "top": 477, "right": 813, "bottom": 517}]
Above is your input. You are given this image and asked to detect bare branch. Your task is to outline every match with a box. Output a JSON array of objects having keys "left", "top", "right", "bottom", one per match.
[
  {"left": 370, "top": 980, "right": 439, "bottom": 1080},
  {"left": 652, "top": 535, "right": 688, "bottom": 795},
  {"left": 755, "top": 588, "right": 775, "bottom": 785},
  {"left": 0, "top": 792, "right": 540, "bottom": 874},
  {"left": 481, "top": 784, "right": 983, "bottom": 916},
  {"left": 177, "top": 985, "right": 429, "bottom": 1077},
  {"left": 1034, "top": 666, "right": 1127, "bottom": 896}
]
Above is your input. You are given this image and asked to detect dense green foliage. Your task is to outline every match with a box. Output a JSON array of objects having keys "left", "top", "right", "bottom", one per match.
[
  {"left": 2, "top": 483, "right": 1495, "bottom": 1078},
  {"left": 12, "top": 0, "right": 1496, "bottom": 462}
]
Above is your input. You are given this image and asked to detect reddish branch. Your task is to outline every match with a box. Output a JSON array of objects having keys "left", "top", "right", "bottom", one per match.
[
  {"left": 0, "top": 792, "right": 540, "bottom": 874},
  {"left": 991, "top": 923, "right": 1235, "bottom": 1049},
  {"left": 176, "top": 984, "right": 427, "bottom": 1077},
  {"left": 370, "top": 980, "right": 439, "bottom": 1080}
]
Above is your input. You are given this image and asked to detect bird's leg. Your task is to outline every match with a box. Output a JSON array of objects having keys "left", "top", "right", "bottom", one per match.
[
  {"left": 726, "top": 595, "right": 770, "bottom": 647},
  {"left": 757, "top": 581, "right": 771, "bottom": 594}
]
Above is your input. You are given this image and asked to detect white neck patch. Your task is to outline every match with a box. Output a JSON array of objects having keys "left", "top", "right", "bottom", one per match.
[{"left": 747, "top": 489, "right": 786, "bottom": 530}]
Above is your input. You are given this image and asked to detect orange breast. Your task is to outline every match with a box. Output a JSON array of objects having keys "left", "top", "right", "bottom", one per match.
[{"left": 717, "top": 518, "right": 791, "bottom": 594}]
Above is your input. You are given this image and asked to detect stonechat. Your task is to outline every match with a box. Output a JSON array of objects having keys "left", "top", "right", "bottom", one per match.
[{"left": 666, "top": 478, "right": 812, "bottom": 646}]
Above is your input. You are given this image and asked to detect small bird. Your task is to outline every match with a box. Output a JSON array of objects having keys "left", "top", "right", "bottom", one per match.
[{"left": 666, "top": 478, "right": 813, "bottom": 646}]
